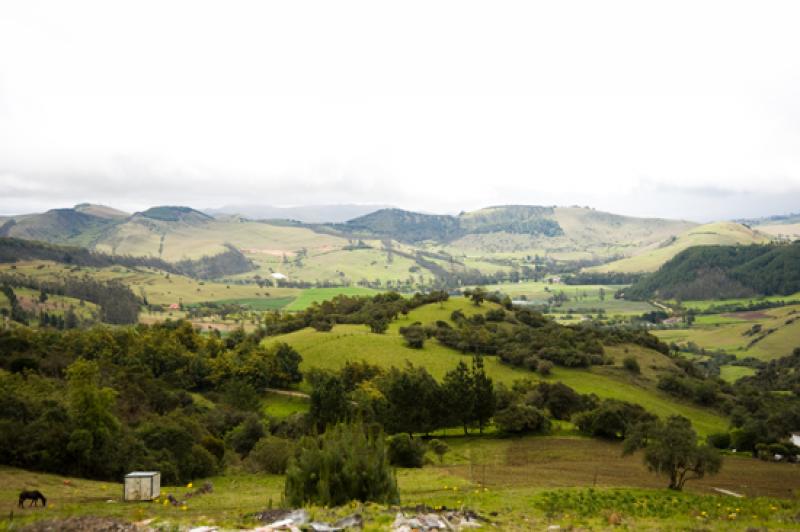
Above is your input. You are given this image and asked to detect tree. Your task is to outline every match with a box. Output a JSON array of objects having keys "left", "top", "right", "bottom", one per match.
[
  {"left": 368, "top": 317, "right": 389, "bottom": 334},
  {"left": 494, "top": 403, "right": 550, "bottom": 434},
  {"left": 65, "top": 359, "right": 121, "bottom": 477},
  {"left": 270, "top": 342, "right": 303, "bottom": 387},
  {"left": 399, "top": 323, "right": 426, "bottom": 349},
  {"left": 471, "top": 356, "right": 495, "bottom": 434},
  {"left": 443, "top": 361, "right": 474, "bottom": 434},
  {"left": 467, "top": 287, "right": 487, "bottom": 306},
  {"left": 65, "top": 307, "right": 79, "bottom": 329},
  {"left": 428, "top": 439, "right": 449, "bottom": 463},
  {"left": 624, "top": 416, "right": 722, "bottom": 490},
  {"left": 379, "top": 364, "right": 442, "bottom": 436},
  {"left": 309, "top": 370, "right": 349, "bottom": 431}
]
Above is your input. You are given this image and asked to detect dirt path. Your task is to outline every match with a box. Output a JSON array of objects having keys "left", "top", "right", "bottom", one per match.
[{"left": 265, "top": 388, "right": 310, "bottom": 399}]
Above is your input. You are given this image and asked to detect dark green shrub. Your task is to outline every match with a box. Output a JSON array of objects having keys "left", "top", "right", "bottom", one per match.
[
  {"left": 284, "top": 423, "right": 399, "bottom": 507},
  {"left": 706, "top": 432, "right": 731, "bottom": 449},
  {"left": 226, "top": 415, "right": 266, "bottom": 457},
  {"left": 386, "top": 433, "right": 426, "bottom": 467},
  {"left": 623, "top": 356, "right": 641, "bottom": 374},
  {"left": 245, "top": 435, "right": 295, "bottom": 474},
  {"left": 537, "top": 360, "right": 553, "bottom": 376},
  {"left": 201, "top": 435, "right": 225, "bottom": 461},
  {"left": 399, "top": 323, "right": 426, "bottom": 349},
  {"left": 494, "top": 403, "right": 551, "bottom": 434}
]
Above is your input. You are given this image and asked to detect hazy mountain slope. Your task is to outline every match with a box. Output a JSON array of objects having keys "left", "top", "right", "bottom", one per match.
[
  {"left": 441, "top": 207, "right": 695, "bottom": 261},
  {"left": 74, "top": 203, "right": 129, "bottom": 219},
  {"left": 341, "top": 208, "right": 462, "bottom": 242},
  {"left": 625, "top": 242, "right": 800, "bottom": 300},
  {"left": 0, "top": 208, "right": 116, "bottom": 245},
  {"left": 586, "top": 222, "right": 770, "bottom": 273},
  {"left": 205, "top": 203, "right": 391, "bottom": 223}
]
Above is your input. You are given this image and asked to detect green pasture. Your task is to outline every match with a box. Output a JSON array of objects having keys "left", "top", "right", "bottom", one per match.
[
  {"left": 654, "top": 304, "right": 800, "bottom": 362},
  {"left": 283, "top": 287, "right": 381, "bottom": 312},
  {"left": 267, "top": 298, "right": 728, "bottom": 435}
]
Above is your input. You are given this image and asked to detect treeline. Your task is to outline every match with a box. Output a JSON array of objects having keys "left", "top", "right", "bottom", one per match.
[
  {"left": 304, "top": 358, "right": 659, "bottom": 443},
  {"left": 626, "top": 242, "right": 800, "bottom": 301},
  {"left": 0, "top": 321, "right": 302, "bottom": 483},
  {"left": 565, "top": 272, "right": 644, "bottom": 285},
  {"left": 0, "top": 272, "right": 140, "bottom": 324},
  {"left": 0, "top": 237, "right": 179, "bottom": 273},
  {"left": 176, "top": 244, "right": 254, "bottom": 279}
]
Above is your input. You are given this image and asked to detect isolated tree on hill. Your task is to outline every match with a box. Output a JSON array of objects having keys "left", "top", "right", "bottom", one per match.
[
  {"left": 467, "top": 287, "right": 487, "bottom": 306},
  {"left": 623, "top": 415, "right": 721, "bottom": 490}
]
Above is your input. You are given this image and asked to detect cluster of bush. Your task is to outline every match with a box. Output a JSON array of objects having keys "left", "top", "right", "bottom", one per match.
[
  {"left": 432, "top": 307, "right": 668, "bottom": 370},
  {"left": 258, "top": 291, "right": 449, "bottom": 336},
  {"left": 0, "top": 320, "right": 303, "bottom": 483}
]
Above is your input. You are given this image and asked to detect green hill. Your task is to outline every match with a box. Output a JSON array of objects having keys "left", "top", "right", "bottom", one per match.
[
  {"left": 266, "top": 298, "right": 727, "bottom": 435},
  {"left": 586, "top": 222, "right": 770, "bottom": 274},
  {"left": 625, "top": 242, "right": 800, "bottom": 300}
]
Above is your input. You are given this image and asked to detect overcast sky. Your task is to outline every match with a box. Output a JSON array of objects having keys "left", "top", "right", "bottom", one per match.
[{"left": 2, "top": 1, "right": 800, "bottom": 221}]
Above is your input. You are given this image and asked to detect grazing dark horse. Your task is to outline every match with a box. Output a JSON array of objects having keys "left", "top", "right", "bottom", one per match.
[{"left": 18, "top": 490, "right": 47, "bottom": 508}]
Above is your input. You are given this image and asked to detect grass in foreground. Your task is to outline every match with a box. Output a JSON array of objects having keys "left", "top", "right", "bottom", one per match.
[{"left": 2, "top": 436, "right": 799, "bottom": 530}]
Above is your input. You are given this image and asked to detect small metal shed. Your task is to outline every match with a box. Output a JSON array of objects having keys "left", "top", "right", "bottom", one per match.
[{"left": 124, "top": 471, "right": 161, "bottom": 501}]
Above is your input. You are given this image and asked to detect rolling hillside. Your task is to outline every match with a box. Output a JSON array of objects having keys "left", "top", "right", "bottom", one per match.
[
  {"left": 266, "top": 298, "right": 728, "bottom": 435},
  {"left": 1, "top": 203, "right": 769, "bottom": 285},
  {"left": 585, "top": 222, "right": 770, "bottom": 274}
]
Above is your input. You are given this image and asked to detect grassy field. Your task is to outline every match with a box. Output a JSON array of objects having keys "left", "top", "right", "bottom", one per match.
[
  {"left": 283, "top": 286, "right": 381, "bottom": 311},
  {"left": 719, "top": 366, "right": 757, "bottom": 383},
  {"left": 210, "top": 297, "right": 296, "bottom": 311},
  {"left": 266, "top": 298, "right": 728, "bottom": 435},
  {"left": 654, "top": 304, "right": 800, "bottom": 362},
  {"left": 2, "top": 435, "right": 798, "bottom": 530},
  {"left": 680, "top": 292, "right": 800, "bottom": 312},
  {"left": 474, "top": 281, "right": 656, "bottom": 317},
  {"left": 262, "top": 391, "right": 310, "bottom": 419}
]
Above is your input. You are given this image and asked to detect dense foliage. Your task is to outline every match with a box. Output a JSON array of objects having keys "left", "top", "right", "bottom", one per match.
[
  {"left": 433, "top": 307, "right": 668, "bottom": 370},
  {"left": 626, "top": 242, "right": 800, "bottom": 300},
  {"left": 0, "top": 321, "right": 302, "bottom": 482},
  {"left": 335, "top": 206, "right": 563, "bottom": 243}
]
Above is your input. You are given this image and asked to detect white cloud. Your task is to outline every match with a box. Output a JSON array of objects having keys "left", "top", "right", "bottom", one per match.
[{"left": 1, "top": 0, "right": 800, "bottom": 220}]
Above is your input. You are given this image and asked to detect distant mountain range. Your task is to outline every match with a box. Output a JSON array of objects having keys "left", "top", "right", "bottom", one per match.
[
  {"left": 0, "top": 203, "right": 786, "bottom": 283},
  {"left": 203, "top": 204, "right": 392, "bottom": 223}
]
